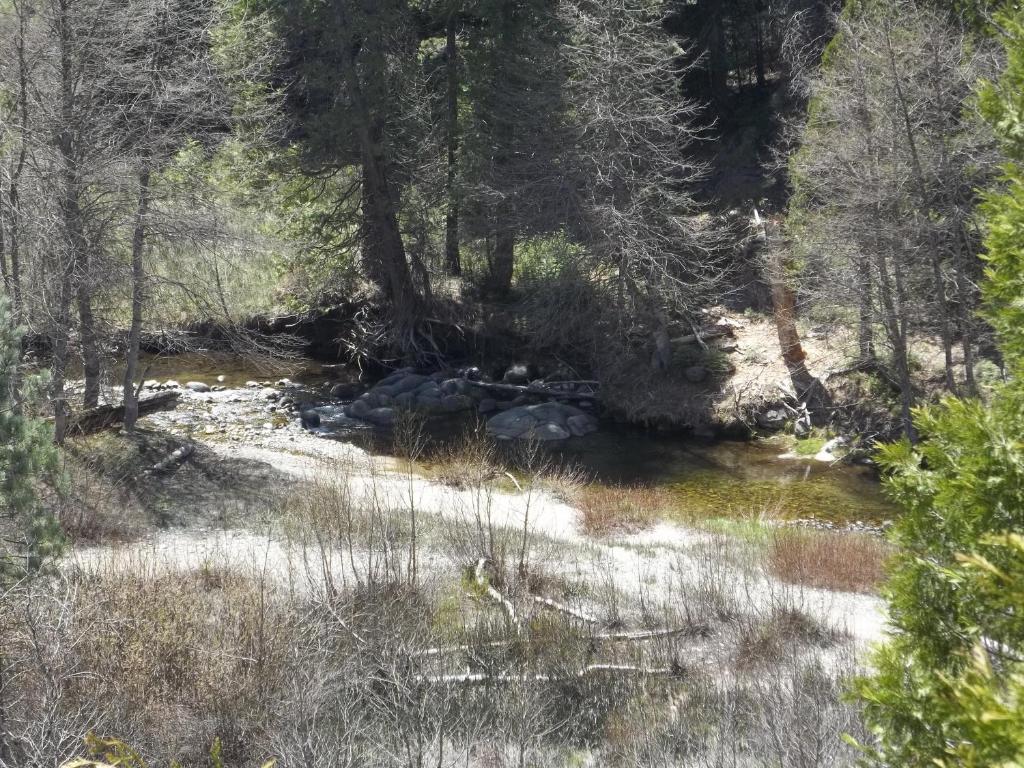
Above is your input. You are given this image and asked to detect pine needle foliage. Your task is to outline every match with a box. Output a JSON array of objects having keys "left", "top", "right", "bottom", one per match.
[{"left": 854, "top": 10, "right": 1024, "bottom": 766}]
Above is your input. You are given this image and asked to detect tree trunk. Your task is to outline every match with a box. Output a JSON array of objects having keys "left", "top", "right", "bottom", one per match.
[
  {"left": 334, "top": 16, "right": 421, "bottom": 358},
  {"left": 123, "top": 166, "right": 151, "bottom": 432},
  {"left": 444, "top": 11, "right": 461, "bottom": 277},
  {"left": 857, "top": 258, "right": 875, "bottom": 363},
  {"left": 874, "top": 248, "right": 917, "bottom": 443},
  {"left": 701, "top": 0, "right": 729, "bottom": 104},
  {"left": 489, "top": 229, "right": 515, "bottom": 299},
  {"left": 765, "top": 245, "right": 832, "bottom": 421},
  {"left": 885, "top": 24, "right": 954, "bottom": 396},
  {"left": 77, "top": 281, "right": 100, "bottom": 408},
  {"left": 954, "top": 224, "right": 978, "bottom": 395}
]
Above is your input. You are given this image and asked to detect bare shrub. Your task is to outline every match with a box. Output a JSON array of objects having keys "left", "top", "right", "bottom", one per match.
[
  {"left": 573, "top": 483, "right": 677, "bottom": 534},
  {"left": 767, "top": 528, "right": 892, "bottom": 594}
]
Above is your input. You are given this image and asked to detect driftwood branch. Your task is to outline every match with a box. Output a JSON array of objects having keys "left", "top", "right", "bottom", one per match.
[
  {"left": 531, "top": 595, "right": 599, "bottom": 625},
  {"left": 416, "top": 664, "right": 677, "bottom": 685},
  {"left": 474, "top": 558, "right": 522, "bottom": 633},
  {"left": 466, "top": 380, "right": 600, "bottom": 401},
  {"left": 146, "top": 444, "right": 195, "bottom": 475},
  {"left": 669, "top": 327, "right": 733, "bottom": 346},
  {"left": 66, "top": 392, "right": 180, "bottom": 436}
]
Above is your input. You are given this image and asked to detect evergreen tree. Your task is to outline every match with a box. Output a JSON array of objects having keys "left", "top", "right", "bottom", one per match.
[
  {"left": 0, "top": 297, "right": 61, "bottom": 578},
  {"left": 855, "top": 9, "right": 1024, "bottom": 765}
]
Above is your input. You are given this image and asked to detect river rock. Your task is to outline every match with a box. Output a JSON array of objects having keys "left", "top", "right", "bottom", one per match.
[
  {"left": 329, "top": 382, "right": 362, "bottom": 400},
  {"left": 533, "top": 422, "right": 571, "bottom": 441},
  {"left": 260, "top": 387, "right": 280, "bottom": 401},
  {"left": 441, "top": 378, "right": 473, "bottom": 396},
  {"left": 441, "top": 394, "right": 474, "bottom": 413},
  {"left": 144, "top": 379, "right": 160, "bottom": 390},
  {"left": 346, "top": 398, "right": 372, "bottom": 420},
  {"left": 376, "top": 367, "right": 416, "bottom": 388},
  {"left": 394, "top": 391, "right": 415, "bottom": 409},
  {"left": 366, "top": 407, "right": 396, "bottom": 426},
  {"left": 487, "top": 402, "right": 595, "bottom": 441},
  {"left": 185, "top": 381, "right": 211, "bottom": 393},
  {"left": 503, "top": 364, "right": 532, "bottom": 385},
  {"left": 756, "top": 408, "right": 788, "bottom": 430},
  {"left": 566, "top": 413, "right": 599, "bottom": 437},
  {"left": 684, "top": 365, "right": 709, "bottom": 384},
  {"left": 486, "top": 408, "right": 539, "bottom": 440},
  {"left": 163, "top": 379, "right": 180, "bottom": 389},
  {"left": 245, "top": 380, "right": 259, "bottom": 388},
  {"left": 300, "top": 409, "right": 321, "bottom": 429},
  {"left": 479, "top": 398, "right": 498, "bottom": 414}
]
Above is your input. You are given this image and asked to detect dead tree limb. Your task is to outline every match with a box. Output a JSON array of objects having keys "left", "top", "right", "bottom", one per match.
[
  {"left": 65, "top": 391, "right": 180, "bottom": 437},
  {"left": 145, "top": 444, "right": 195, "bottom": 475}
]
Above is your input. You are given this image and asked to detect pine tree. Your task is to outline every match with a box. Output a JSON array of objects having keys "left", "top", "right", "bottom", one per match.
[
  {"left": 855, "top": 9, "right": 1024, "bottom": 766},
  {"left": 0, "top": 297, "right": 61, "bottom": 578}
]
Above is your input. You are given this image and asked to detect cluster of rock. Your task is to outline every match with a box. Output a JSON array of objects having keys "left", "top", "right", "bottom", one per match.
[
  {"left": 342, "top": 370, "right": 477, "bottom": 426},
  {"left": 144, "top": 378, "right": 230, "bottom": 393},
  {"left": 485, "top": 402, "right": 598, "bottom": 441},
  {"left": 335, "top": 366, "right": 600, "bottom": 440}
]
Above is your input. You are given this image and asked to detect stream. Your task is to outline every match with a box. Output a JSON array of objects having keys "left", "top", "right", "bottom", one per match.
[{"left": 136, "top": 352, "right": 897, "bottom": 527}]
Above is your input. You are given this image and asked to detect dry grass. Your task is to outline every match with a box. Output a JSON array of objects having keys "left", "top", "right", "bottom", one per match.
[
  {"left": 767, "top": 527, "right": 893, "bottom": 594},
  {"left": 573, "top": 483, "right": 678, "bottom": 534}
]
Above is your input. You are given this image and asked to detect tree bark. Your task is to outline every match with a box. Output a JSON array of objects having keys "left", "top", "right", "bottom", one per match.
[
  {"left": 77, "top": 281, "right": 101, "bottom": 408},
  {"left": 489, "top": 228, "right": 515, "bottom": 299},
  {"left": 444, "top": 11, "right": 461, "bottom": 277},
  {"left": 123, "top": 165, "right": 151, "bottom": 432},
  {"left": 765, "top": 246, "right": 832, "bottom": 421},
  {"left": 335, "top": 18, "right": 422, "bottom": 357}
]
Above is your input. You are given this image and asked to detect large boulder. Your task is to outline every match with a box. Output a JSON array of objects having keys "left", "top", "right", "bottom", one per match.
[
  {"left": 329, "top": 382, "right": 362, "bottom": 400},
  {"left": 566, "top": 413, "right": 599, "bottom": 437},
  {"left": 533, "top": 422, "right": 571, "bottom": 441},
  {"left": 365, "top": 407, "right": 396, "bottom": 426},
  {"left": 503, "top": 364, "right": 532, "bottom": 385},
  {"left": 346, "top": 398, "right": 373, "bottom": 420},
  {"left": 487, "top": 402, "right": 597, "bottom": 441},
  {"left": 486, "top": 408, "right": 540, "bottom": 440},
  {"left": 377, "top": 373, "right": 430, "bottom": 397},
  {"left": 441, "top": 394, "right": 474, "bottom": 413},
  {"left": 185, "top": 381, "right": 210, "bottom": 393},
  {"left": 756, "top": 408, "right": 788, "bottom": 431}
]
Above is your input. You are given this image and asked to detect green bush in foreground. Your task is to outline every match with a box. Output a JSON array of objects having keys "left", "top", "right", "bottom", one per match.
[
  {"left": 0, "top": 297, "right": 61, "bottom": 578},
  {"left": 855, "top": 10, "right": 1024, "bottom": 766}
]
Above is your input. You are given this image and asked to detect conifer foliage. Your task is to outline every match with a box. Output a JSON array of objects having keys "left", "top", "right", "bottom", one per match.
[
  {"left": 856, "top": 9, "right": 1024, "bottom": 766},
  {"left": 0, "top": 298, "right": 61, "bottom": 578}
]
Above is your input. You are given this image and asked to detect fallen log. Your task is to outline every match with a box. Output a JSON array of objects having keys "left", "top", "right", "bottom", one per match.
[
  {"left": 146, "top": 444, "right": 195, "bottom": 475},
  {"left": 66, "top": 391, "right": 181, "bottom": 437},
  {"left": 416, "top": 664, "right": 677, "bottom": 685},
  {"left": 669, "top": 327, "right": 733, "bottom": 347},
  {"left": 466, "top": 380, "right": 600, "bottom": 402}
]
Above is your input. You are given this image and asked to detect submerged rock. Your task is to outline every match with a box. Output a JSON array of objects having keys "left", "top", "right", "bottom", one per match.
[{"left": 487, "top": 403, "right": 598, "bottom": 441}]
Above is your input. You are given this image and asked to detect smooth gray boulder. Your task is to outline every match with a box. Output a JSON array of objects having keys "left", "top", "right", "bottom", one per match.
[
  {"left": 566, "top": 414, "right": 599, "bottom": 437},
  {"left": 533, "top": 422, "right": 571, "bottom": 441},
  {"left": 487, "top": 409, "right": 539, "bottom": 440},
  {"left": 346, "top": 398, "right": 372, "bottom": 420},
  {"left": 329, "top": 382, "right": 362, "bottom": 399},
  {"left": 185, "top": 381, "right": 210, "bottom": 393},
  {"left": 441, "top": 394, "right": 474, "bottom": 413},
  {"left": 366, "top": 407, "right": 396, "bottom": 426},
  {"left": 503, "top": 364, "right": 531, "bottom": 385}
]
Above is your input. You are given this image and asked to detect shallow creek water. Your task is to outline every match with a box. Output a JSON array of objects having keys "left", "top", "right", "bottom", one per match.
[{"left": 147, "top": 353, "right": 897, "bottom": 526}]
